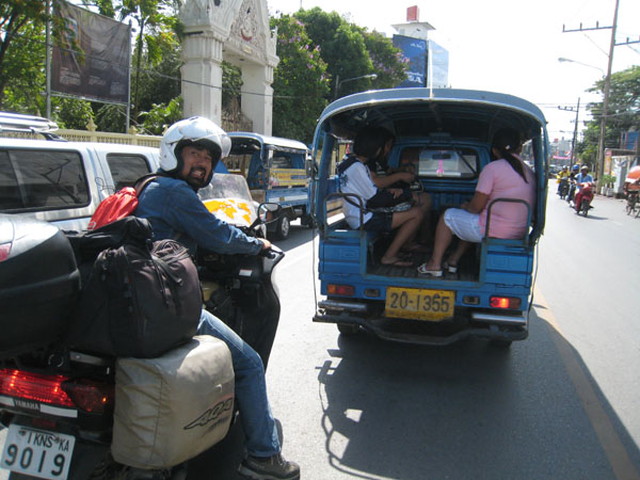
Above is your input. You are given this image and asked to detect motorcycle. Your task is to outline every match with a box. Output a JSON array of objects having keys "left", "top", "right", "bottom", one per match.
[
  {"left": 625, "top": 190, "right": 640, "bottom": 218},
  {"left": 574, "top": 182, "right": 594, "bottom": 216},
  {"left": 197, "top": 173, "right": 285, "bottom": 369},
  {"left": 566, "top": 181, "right": 577, "bottom": 206},
  {"left": 0, "top": 174, "right": 283, "bottom": 480},
  {"left": 557, "top": 177, "right": 569, "bottom": 200},
  {"left": 624, "top": 180, "right": 640, "bottom": 218}
]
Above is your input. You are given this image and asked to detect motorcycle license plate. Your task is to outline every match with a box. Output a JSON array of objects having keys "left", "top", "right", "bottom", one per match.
[
  {"left": 385, "top": 287, "right": 455, "bottom": 321},
  {"left": 1, "top": 425, "right": 75, "bottom": 480}
]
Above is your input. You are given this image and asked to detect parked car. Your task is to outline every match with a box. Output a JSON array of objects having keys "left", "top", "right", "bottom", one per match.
[
  {"left": 0, "top": 112, "right": 162, "bottom": 231},
  {"left": 225, "top": 132, "right": 313, "bottom": 239},
  {"left": 310, "top": 88, "right": 549, "bottom": 347}
]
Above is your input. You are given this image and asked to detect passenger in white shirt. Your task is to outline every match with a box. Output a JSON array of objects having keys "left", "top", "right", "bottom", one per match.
[{"left": 337, "top": 127, "right": 424, "bottom": 267}]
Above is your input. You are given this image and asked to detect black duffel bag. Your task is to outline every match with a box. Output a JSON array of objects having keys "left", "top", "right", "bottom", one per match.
[{"left": 66, "top": 217, "right": 202, "bottom": 358}]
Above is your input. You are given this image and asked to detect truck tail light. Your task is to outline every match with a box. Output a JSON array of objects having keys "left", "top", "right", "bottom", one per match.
[
  {"left": 490, "top": 296, "right": 521, "bottom": 310},
  {"left": 327, "top": 284, "right": 355, "bottom": 296}
]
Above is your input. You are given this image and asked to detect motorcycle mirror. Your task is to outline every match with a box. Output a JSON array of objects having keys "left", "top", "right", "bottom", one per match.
[{"left": 248, "top": 203, "right": 281, "bottom": 231}]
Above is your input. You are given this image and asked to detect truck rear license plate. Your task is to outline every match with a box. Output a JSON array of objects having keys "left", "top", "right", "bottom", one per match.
[
  {"left": 1, "top": 425, "right": 75, "bottom": 480},
  {"left": 385, "top": 287, "right": 455, "bottom": 321}
]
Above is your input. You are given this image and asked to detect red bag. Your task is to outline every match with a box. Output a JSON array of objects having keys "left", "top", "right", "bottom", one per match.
[{"left": 88, "top": 175, "right": 158, "bottom": 231}]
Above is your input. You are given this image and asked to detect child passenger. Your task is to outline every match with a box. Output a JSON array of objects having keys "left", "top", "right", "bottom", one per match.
[{"left": 338, "top": 127, "right": 424, "bottom": 267}]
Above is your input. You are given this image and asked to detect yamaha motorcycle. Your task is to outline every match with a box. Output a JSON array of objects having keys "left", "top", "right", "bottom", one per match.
[{"left": 0, "top": 173, "right": 283, "bottom": 480}]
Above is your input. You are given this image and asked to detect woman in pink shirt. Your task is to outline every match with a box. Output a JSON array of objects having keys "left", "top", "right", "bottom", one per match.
[{"left": 417, "top": 128, "right": 535, "bottom": 277}]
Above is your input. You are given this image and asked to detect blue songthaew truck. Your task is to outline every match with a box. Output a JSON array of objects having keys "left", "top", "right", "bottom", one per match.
[
  {"left": 310, "top": 88, "right": 549, "bottom": 346},
  {"left": 225, "top": 132, "right": 312, "bottom": 240}
]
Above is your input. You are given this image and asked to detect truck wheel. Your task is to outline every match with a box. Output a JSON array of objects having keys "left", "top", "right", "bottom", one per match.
[
  {"left": 300, "top": 214, "right": 315, "bottom": 228},
  {"left": 337, "top": 323, "right": 359, "bottom": 335},
  {"left": 273, "top": 215, "right": 290, "bottom": 240}
]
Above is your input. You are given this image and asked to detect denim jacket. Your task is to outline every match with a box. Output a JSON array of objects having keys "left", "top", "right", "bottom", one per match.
[{"left": 135, "top": 176, "right": 263, "bottom": 256}]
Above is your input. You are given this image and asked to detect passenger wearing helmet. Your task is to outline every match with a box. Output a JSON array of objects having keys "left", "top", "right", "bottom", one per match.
[
  {"left": 567, "top": 164, "right": 580, "bottom": 204},
  {"left": 573, "top": 165, "right": 595, "bottom": 212},
  {"left": 136, "top": 117, "right": 300, "bottom": 480},
  {"left": 556, "top": 165, "right": 570, "bottom": 195}
]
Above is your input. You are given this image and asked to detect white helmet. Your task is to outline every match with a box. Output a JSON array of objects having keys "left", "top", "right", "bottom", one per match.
[{"left": 159, "top": 116, "right": 231, "bottom": 184}]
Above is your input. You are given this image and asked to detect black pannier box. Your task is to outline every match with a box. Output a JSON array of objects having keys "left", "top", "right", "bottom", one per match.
[{"left": 0, "top": 214, "right": 80, "bottom": 357}]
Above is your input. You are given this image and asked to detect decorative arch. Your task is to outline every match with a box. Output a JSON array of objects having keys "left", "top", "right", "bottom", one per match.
[{"left": 180, "top": 0, "right": 279, "bottom": 134}]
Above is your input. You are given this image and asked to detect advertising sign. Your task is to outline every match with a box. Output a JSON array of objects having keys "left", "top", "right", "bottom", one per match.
[
  {"left": 52, "top": 1, "right": 130, "bottom": 104},
  {"left": 392, "top": 34, "right": 426, "bottom": 88},
  {"left": 428, "top": 40, "right": 449, "bottom": 88}
]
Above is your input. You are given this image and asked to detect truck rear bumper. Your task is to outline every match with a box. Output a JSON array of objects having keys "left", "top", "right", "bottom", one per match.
[{"left": 315, "top": 299, "right": 528, "bottom": 346}]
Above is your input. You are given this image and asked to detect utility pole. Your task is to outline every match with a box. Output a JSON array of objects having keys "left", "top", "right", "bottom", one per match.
[
  {"left": 562, "top": 0, "right": 620, "bottom": 185},
  {"left": 597, "top": 0, "right": 619, "bottom": 184},
  {"left": 571, "top": 98, "right": 580, "bottom": 166},
  {"left": 558, "top": 99, "right": 580, "bottom": 166}
]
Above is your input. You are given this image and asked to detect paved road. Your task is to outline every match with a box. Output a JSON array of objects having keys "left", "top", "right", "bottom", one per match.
[
  {"left": 2, "top": 191, "right": 640, "bottom": 480},
  {"left": 193, "top": 193, "right": 640, "bottom": 479}
]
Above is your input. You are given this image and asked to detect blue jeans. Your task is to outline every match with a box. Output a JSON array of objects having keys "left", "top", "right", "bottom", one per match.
[{"left": 197, "top": 310, "right": 280, "bottom": 457}]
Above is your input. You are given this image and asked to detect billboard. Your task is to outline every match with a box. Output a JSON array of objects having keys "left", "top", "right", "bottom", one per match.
[
  {"left": 52, "top": 1, "right": 131, "bottom": 104},
  {"left": 427, "top": 40, "right": 449, "bottom": 88},
  {"left": 392, "top": 34, "right": 426, "bottom": 88}
]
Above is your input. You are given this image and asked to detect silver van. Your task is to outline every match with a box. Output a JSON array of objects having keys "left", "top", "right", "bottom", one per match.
[{"left": 0, "top": 113, "right": 160, "bottom": 231}]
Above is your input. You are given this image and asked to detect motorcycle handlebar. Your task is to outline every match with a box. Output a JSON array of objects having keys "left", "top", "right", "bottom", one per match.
[{"left": 260, "top": 245, "right": 284, "bottom": 260}]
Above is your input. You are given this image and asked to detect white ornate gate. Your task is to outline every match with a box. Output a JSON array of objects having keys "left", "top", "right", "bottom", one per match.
[{"left": 180, "top": 0, "right": 279, "bottom": 134}]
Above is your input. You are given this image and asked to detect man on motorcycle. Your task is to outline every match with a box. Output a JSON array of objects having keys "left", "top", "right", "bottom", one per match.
[
  {"left": 556, "top": 165, "right": 570, "bottom": 195},
  {"left": 567, "top": 164, "right": 580, "bottom": 204},
  {"left": 573, "top": 165, "right": 595, "bottom": 212},
  {"left": 135, "top": 116, "right": 300, "bottom": 480}
]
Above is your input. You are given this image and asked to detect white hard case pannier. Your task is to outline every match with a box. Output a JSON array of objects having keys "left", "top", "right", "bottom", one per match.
[{"left": 112, "top": 335, "right": 234, "bottom": 469}]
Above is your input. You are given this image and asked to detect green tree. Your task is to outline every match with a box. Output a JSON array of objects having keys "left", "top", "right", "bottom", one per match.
[
  {"left": 138, "top": 96, "right": 182, "bottom": 134},
  {"left": 0, "top": 21, "right": 46, "bottom": 114},
  {"left": 270, "top": 15, "right": 329, "bottom": 142},
  {"left": 578, "top": 66, "right": 640, "bottom": 165},
  {"left": 53, "top": 97, "right": 94, "bottom": 129},
  {"left": 293, "top": 8, "right": 405, "bottom": 100},
  {"left": 294, "top": 8, "right": 372, "bottom": 100},
  {"left": 0, "top": 3, "right": 94, "bottom": 127},
  {"left": 363, "top": 30, "right": 406, "bottom": 89},
  {"left": 0, "top": 1, "right": 48, "bottom": 109},
  {"left": 222, "top": 61, "right": 243, "bottom": 112},
  {"left": 597, "top": 66, "right": 640, "bottom": 135}
]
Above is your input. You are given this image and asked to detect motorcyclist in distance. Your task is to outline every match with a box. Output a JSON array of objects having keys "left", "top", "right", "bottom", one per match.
[
  {"left": 556, "top": 165, "right": 570, "bottom": 195},
  {"left": 567, "top": 164, "right": 580, "bottom": 205},
  {"left": 135, "top": 116, "right": 300, "bottom": 480},
  {"left": 573, "top": 164, "right": 595, "bottom": 212}
]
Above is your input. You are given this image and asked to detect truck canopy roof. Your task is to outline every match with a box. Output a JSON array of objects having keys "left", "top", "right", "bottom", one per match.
[
  {"left": 228, "top": 132, "right": 308, "bottom": 152},
  {"left": 314, "top": 88, "right": 548, "bottom": 145}
]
